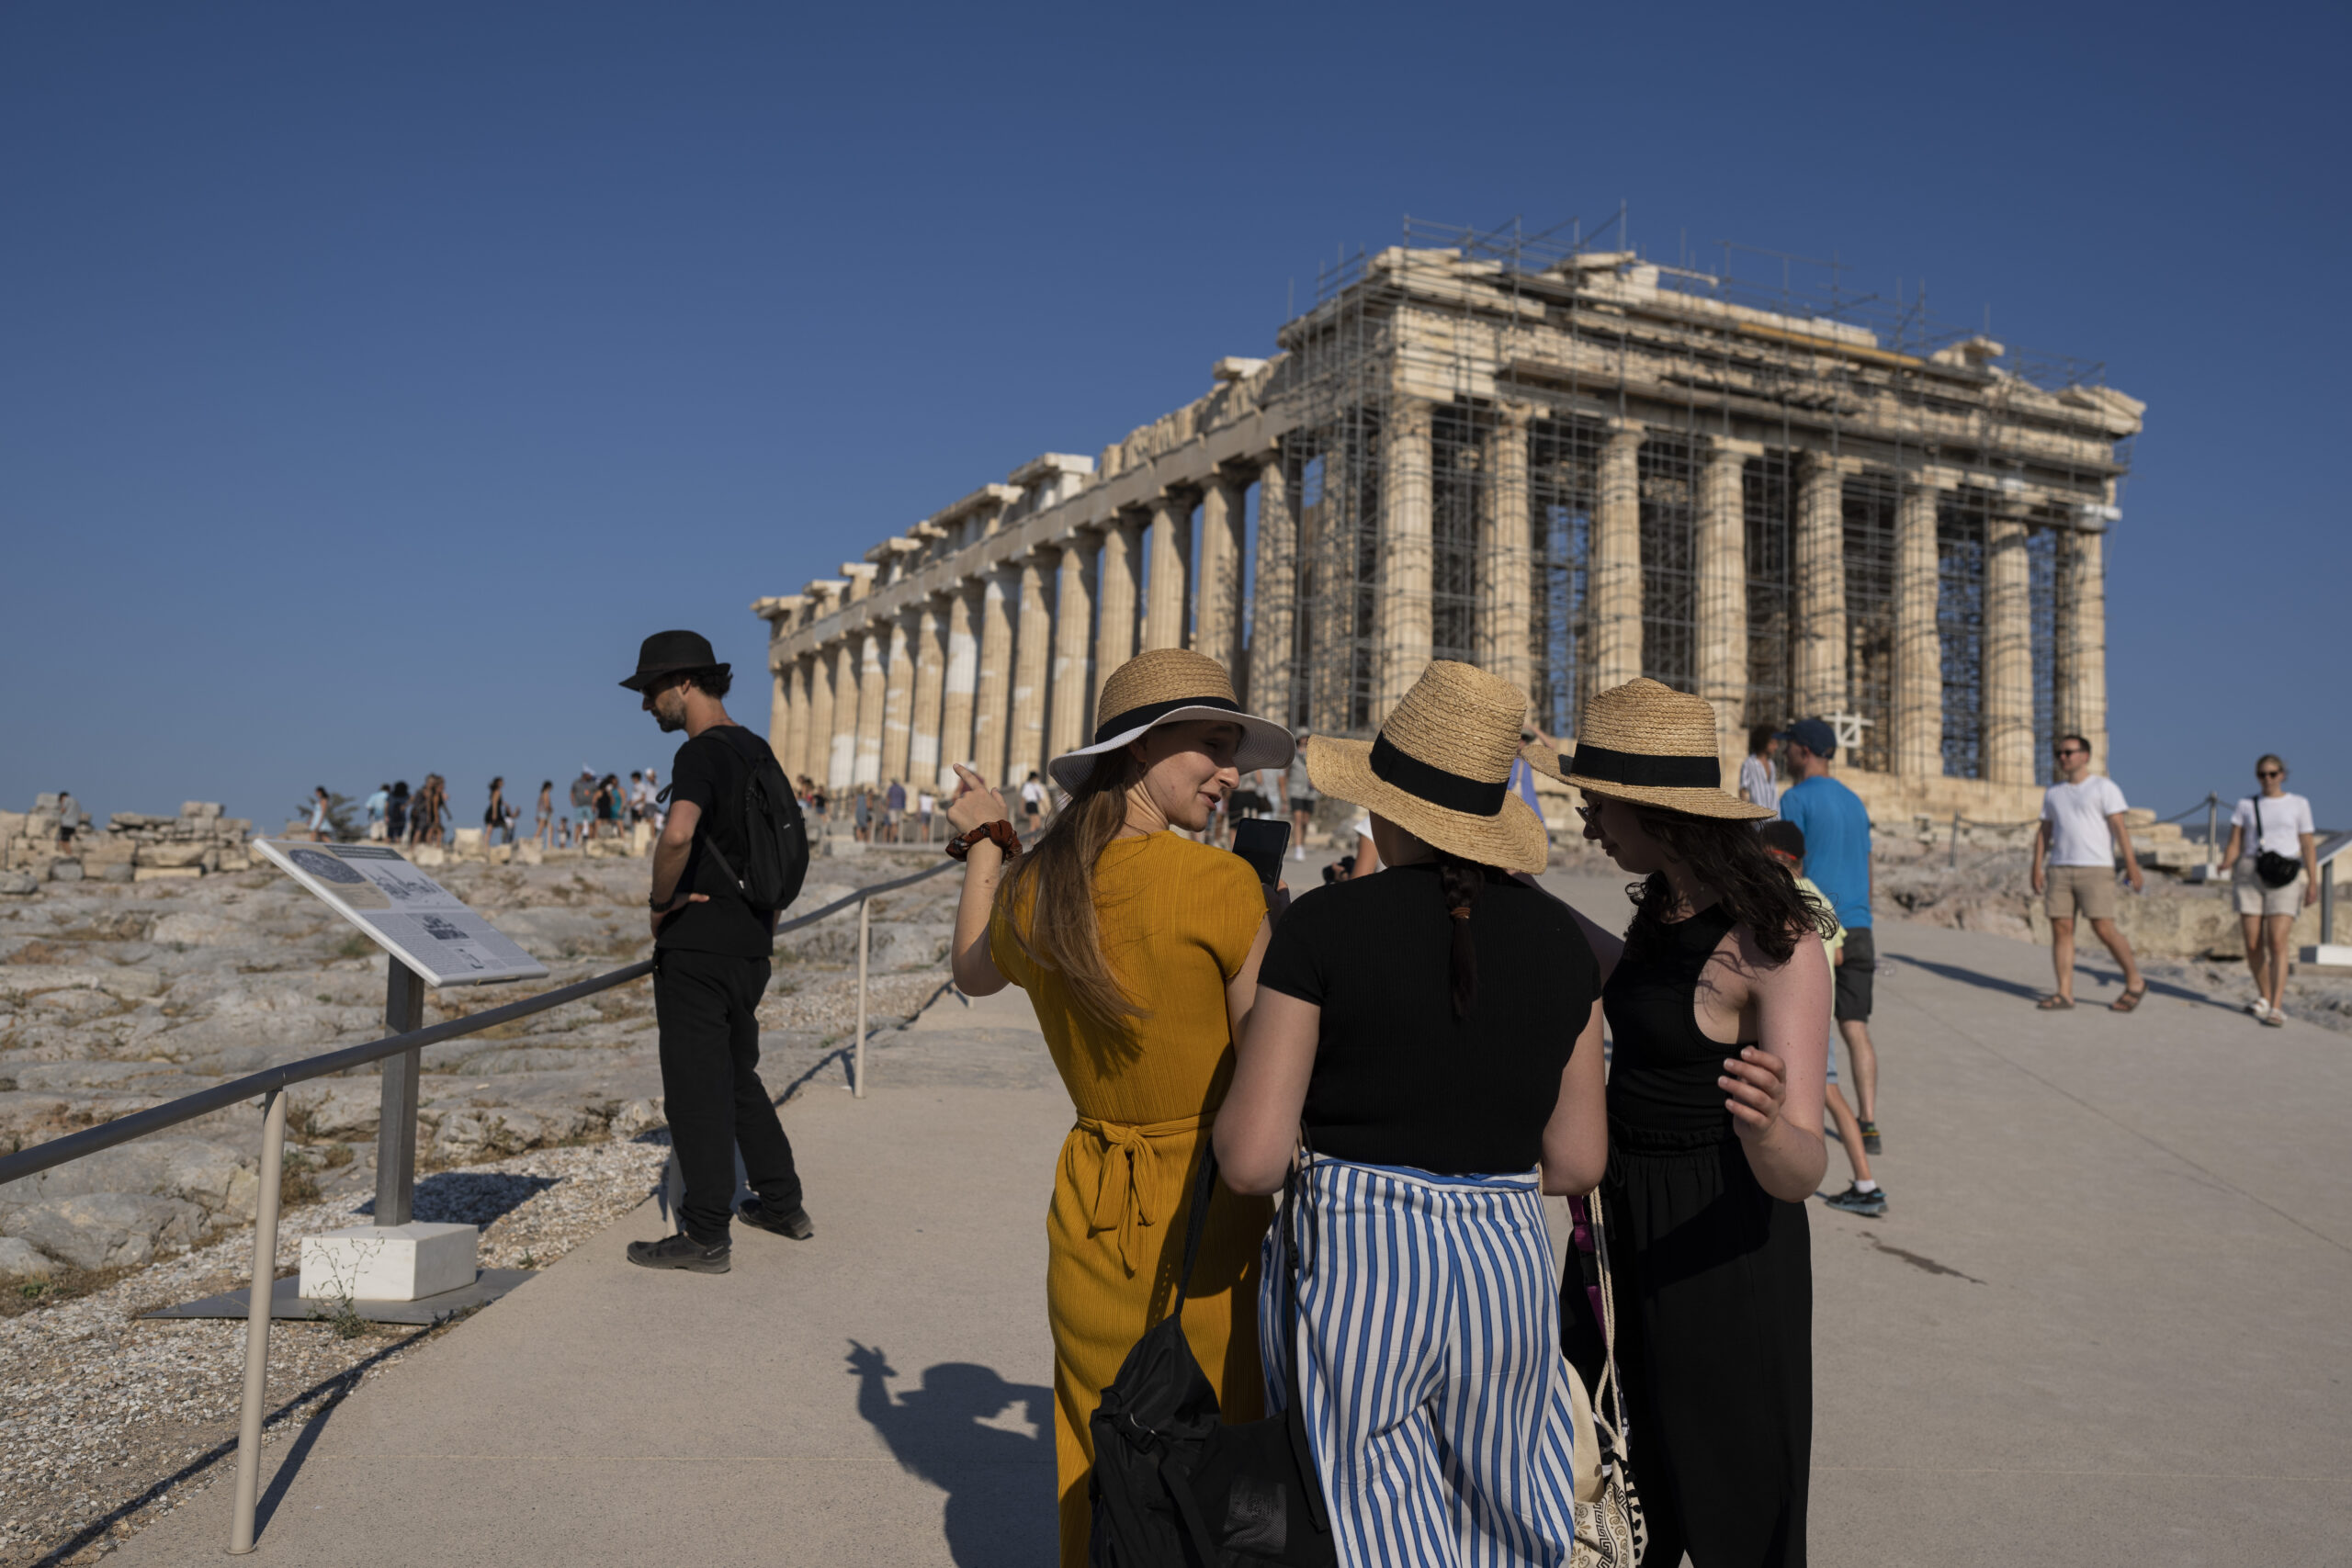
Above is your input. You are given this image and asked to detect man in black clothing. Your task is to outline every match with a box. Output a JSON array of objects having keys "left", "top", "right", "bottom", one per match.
[{"left": 620, "top": 630, "right": 811, "bottom": 1274}]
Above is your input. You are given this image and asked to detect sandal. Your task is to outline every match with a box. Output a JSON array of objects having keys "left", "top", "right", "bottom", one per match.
[
  {"left": 2037, "top": 994, "right": 2075, "bottom": 1010},
  {"left": 2109, "top": 987, "right": 2147, "bottom": 1013}
]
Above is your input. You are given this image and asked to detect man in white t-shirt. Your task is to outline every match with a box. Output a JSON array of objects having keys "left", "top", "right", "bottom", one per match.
[{"left": 2030, "top": 733, "right": 2147, "bottom": 1011}]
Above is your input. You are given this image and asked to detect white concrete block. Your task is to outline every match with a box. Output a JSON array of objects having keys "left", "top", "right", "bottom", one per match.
[
  {"left": 300, "top": 1222, "right": 477, "bottom": 1303},
  {"left": 2298, "top": 944, "right": 2352, "bottom": 971}
]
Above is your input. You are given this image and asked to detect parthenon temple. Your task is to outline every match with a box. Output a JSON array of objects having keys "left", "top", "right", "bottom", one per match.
[{"left": 755, "top": 220, "right": 2143, "bottom": 825}]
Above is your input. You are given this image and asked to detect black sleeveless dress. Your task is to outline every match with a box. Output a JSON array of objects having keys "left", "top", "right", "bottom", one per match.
[{"left": 1561, "top": 902, "right": 1812, "bottom": 1568}]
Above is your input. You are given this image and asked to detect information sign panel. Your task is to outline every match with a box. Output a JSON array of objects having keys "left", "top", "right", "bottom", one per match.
[{"left": 250, "top": 840, "right": 549, "bottom": 987}]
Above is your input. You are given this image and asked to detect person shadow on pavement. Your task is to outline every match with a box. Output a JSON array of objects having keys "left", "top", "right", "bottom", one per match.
[{"left": 847, "top": 1340, "right": 1056, "bottom": 1567}]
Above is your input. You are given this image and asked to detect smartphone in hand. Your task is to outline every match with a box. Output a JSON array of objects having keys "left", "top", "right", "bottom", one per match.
[{"left": 1230, "top": 818, "right": 1291, "bottom": 886}]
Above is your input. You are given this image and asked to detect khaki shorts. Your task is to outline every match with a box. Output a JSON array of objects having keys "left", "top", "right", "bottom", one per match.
[
  {"left": 2233, "top": 858, "right": 2306, "bottom": 919},
  {"left": 2045, "top": 863, "right": 2119, "bottom": 921}
]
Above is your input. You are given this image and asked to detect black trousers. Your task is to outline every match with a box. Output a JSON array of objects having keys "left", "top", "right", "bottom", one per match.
[{"left": 652, "top": 947, "right": 802, "bottom": 1244}]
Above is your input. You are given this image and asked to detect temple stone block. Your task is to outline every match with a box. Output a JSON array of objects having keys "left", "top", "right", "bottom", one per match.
[
  {"left": 1194, "top": 474, "right": 1248, "bottom": 674},
  {"left": 827, "top": 640, "right": 859, "bottom": 792},
  {"left": 1476, "top": 404, "right": 1533, "bottom": 691},
  {"left": 2061, "top": 523, "right": 2108, "bottom": 766},
  {"left": 971, "top": 567, "right": 1015, "bottom": 786},
  {"left": 1893, "top": 479, "right": 1943, "bottom": 778},
  {"left": 1695, "top": 441, "right": 1753, "bottom": 763},
  {"left": 1589, "top": 423, "right": 1644, "bottom": 695},
  {"left": 1982, "top": 513, "right": 2035, "bottom": 784},
  {"left": 1375, "top": 398, "right": 1433, "bottom": 717},
  {"left": 1095, "top": 515, "right": 1141, "bottom": 705},
  {"left": 909, "top": 600, "right": 945, "bottom": 789},
  {"left": 854, "top": 629, "right": 887, "bottom": 786},
  {"left": 768, "top": 656, "right": 797, "bottom": 774},
  {"left": 1142, "top": 491, "right": 1193, "bottom": 652},
  {"left": 1050, "top": 533, "right": 1095, "bottom": 759},
  {"left": 1248, "top": 452, "right": 1295, "bottom": 721},
  {"left": 879, "top": 612, "right": 915, "bottom": 786},
  {"left": 802, "top": 649, "right": 835, "bottom": 791},
  {"left": 1009, "top": 553, "right": 1053, "bottom": 787},
  {"left": 939, "top": 585, "right": 978, "bottom": 784},
  {"left": 1796, "top": 454, "right": 1849, "bottom": 717}
]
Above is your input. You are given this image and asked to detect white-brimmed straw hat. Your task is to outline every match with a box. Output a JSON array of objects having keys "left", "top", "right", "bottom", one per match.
[
  {"left": 1555, "top": 677, "right": 1769, "bottom": 819},
  {"left": 1046, "top": 649, "right": 1295, "bottom": 793},
  {"left": 1304, "top": 660, "right": 1549, "bottom": 874}
]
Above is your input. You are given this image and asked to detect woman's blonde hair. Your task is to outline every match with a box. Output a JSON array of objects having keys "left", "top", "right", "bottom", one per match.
[{"left": 993, "top": 746, "right": 1149, "bottom": 1049}]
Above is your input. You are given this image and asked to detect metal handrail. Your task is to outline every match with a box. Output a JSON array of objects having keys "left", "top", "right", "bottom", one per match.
[{"left": 0, "top": 829, "right": 981, "bottom": 1555}]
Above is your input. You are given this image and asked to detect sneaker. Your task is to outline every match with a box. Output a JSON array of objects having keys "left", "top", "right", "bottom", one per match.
[
  {"left": 1860, "top": 1121, "right": 1883, "bottom": 1156},
  {"left": 1825, "top": 1183, "right": 1888, "bottom": 1217},
  {"left": 737, "top": 1198, "right": 815, "bottom": 1239},
  {"left": 626, "top": 1233, "right": 731, "bottom": 1273}
]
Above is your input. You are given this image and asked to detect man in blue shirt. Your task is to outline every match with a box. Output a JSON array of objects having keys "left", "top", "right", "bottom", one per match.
[{"left": 1776, "top": 717, "right": 1884, "bottom": 1155}]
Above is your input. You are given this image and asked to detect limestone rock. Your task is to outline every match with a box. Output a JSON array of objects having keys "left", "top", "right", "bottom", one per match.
[
  {"left": 49, "top": 860, "right": 83, "bottom": 883},
  {"left": 609, "top": 1098, "right": 666, "bottom": 1139},
  {"left": 6, "top": 1192, "right": 205, "bottom": 1270},
  {"left": 0, "top": 872, "right": 36, "bottom": 896},
  {"left": 0, "top": 1235, "right": 59, "bottom": 1281},
  {"left": 288, "top": 1080, "right": 382, "bottom": 1140},
  {"left": 0, "top": 1136, "right": 258, "bottom": 1224},
  {"left": 0, "top": 964, "right": 165, "bottom": 1001},
  {"left": 151, "top": 909, "right": 248, "bottom": 945}
]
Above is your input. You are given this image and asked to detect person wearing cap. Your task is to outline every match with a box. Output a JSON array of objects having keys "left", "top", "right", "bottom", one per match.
[
  {"left": 1776, "top": 715, "right": 1884, "bottom": 1154},
  {"left": 1558, "top": 678, "right": 1834, "bottom": 1568},
  {"left": 617, "top": 630, "right": 812, "bottom": 1274},
  {"left": 1217, "top": 660, "right": 1606, "bottom": 1565},
  {"left": 939, "top": 649, "right": 1295, "bottom": 1567}
]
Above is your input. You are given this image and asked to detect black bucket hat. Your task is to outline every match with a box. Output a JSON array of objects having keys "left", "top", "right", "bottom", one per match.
[{"left": 620, "top": 630, "right": 729, "bottom": 693}]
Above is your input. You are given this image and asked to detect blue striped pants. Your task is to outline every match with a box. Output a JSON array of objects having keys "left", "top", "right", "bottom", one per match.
[{"left": 1260, "top": 1158, "right": 1580, "bottom": 1567}]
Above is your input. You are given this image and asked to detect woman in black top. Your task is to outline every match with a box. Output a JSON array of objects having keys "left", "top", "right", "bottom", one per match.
[
  {"left": 1555, "top": 680, "right": 1834, "bottom": 1568},
  {"left": 1219, "top": 660, "right": 1606, "bottom": 1568}
]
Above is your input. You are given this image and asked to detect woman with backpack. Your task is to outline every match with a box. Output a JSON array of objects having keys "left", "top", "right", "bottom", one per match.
[
  {"left": 1216, "top": 660, "right": 1607, "bottom": 1566},
  {"left": 943, "top": 649, "right": 1296, "bottom": 1568},
  {"left": 1554, "top": 678, "right": 1835, "bottom": 1567}
]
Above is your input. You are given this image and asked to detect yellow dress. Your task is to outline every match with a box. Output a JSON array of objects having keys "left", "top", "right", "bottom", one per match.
[{"left": 989, "top": 830, "right": 1273, "bottom": 1567}]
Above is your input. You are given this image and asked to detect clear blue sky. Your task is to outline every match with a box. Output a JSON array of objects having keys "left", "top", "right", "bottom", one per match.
[{"left": 4, "top": 2, "right": 2343, "bottom": 835}]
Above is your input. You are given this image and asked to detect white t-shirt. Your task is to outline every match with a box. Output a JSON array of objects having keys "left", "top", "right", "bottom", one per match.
[
  {"left": 1021, "top": 779, "right": 1045, "bottom": 807},
  {"left": 2233, "top": 792, "right": 2313, "bottom": 859},
  {"left": 1351, "top": 814, "right": 1373, "bottom": 843},
  {"left": 917, "top": 793, "right": 934, "bottom": 815},
  {"left": 2041, "top": 775, "right": 2129, "bottom": 866}
]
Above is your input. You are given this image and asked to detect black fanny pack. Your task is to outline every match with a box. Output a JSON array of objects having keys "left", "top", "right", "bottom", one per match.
[{"left": 2252, "top": 798, "right": 2301, "bottom": 889}]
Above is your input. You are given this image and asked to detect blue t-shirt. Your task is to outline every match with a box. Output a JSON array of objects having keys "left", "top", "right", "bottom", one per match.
[{"left": 1780, "top": 775, "right": 1871, "bottom": 929}]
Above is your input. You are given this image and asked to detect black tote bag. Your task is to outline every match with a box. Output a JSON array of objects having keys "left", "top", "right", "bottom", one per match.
[{"left": 1087, "top": 1147, "right": 1334, "bottom": 1567}]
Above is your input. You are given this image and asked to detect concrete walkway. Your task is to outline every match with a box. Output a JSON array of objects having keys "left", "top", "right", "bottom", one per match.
[{"left": 117, "top": 889, "right": 2350, "bottom": 1565}]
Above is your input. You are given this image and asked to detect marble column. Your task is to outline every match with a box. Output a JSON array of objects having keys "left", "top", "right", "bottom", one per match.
[
  {"left": 1893, "top": 479, "right": 1944, "bottom": 778},
  {"left": 1476, "top": 404, "right": 1534, "bottom": 692},
  {"left": 1376, "top": 399, "right": 1434, "bottom": 716},
  {"left": 1247, "top": 452, "right": 1295, "bottom": 721},
  {"left": 909, "top": 599, "right": 946, "bottom": 791},
  {"left": 1141, "top": 490, "right": 1193, "bottom": 652},
  {"left": 1589, "top": 423, "right": 1645, "bottom": 695},
  {"left": 827, "top": 639, "right": 859, "bottom": 792},
  {"left": 1795, "top": 453, "right": 1849, "bottom": 718},
  {"left": 937, "top": 583, "right": 979, "bottom": 784},
  {"left": 1982, "top": 513, "right": 2035, "bottom": 785},
  {"left": 1695, "top": 441, "right": 1753, "bottom": 762},
  {"left": 800, "top": 652, "right": 832, "bottom": 788},
  {"left": 971, "top": 566, "right": 1015, "bottom": 786},
  {"left": 767, "top": 657, "right": 793, "bottom": 769},
  {"left": 854, "top": 627, "right": 887, "bottom": 787},
  {"left": 2061, "top": 522, "right": 2108, "bottom": 768},
  {"left": 1010, "top": 552, "right": 1054, "bottom": 787},
  {"left": 1050, "top": 533, "right": 1096, "bottom": 759},
  {"left": 1094, "top": 513, "right": 1141, "bottom": 699},
  {"left": 1193, "top": 473, "right": 1248, "bottom": 675},
  {"left": 879, "top": 610, "right": 915, "bottom": 785}
]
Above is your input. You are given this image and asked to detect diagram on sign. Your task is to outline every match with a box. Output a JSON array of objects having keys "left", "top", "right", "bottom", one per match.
[{"left": 250, "top": 840, "right": 550, "bottom": 987}]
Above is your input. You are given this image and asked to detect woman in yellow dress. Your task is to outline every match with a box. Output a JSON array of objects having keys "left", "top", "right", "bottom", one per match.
[{"left": 943, "top": 649, "right": 1296, "bottom": 1566}]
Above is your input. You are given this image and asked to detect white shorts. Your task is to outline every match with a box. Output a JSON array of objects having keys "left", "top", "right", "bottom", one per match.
[{"left": 2233, "top": 858, "right": 2305, "bottom": 918}]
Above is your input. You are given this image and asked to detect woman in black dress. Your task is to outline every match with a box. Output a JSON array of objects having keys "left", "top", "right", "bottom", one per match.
[{"left": 1554, "top": 680, "right": 1834, "bottom": 1568}]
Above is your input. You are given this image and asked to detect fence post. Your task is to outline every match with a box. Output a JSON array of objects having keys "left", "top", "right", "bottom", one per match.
[
  {"left": 227, "top": 1088, "right": 288, "bottom": 1555},
  {"left": 854, "top": 897, "right": 870, "bottom": 1100},
  {"left": 376, "top": 959, "right": 424, "bottom": 1226}
]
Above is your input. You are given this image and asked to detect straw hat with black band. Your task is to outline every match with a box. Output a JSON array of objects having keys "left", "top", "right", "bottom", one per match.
[
  {"left": 1047, "top": 649, "right": 1295, "bottom": 794},
  {"left": 1556, "top": 677, "right": 1770, "bottom": 820},
  {"left": 1304, "top": 660, "right": 1550, "bottom": 874}
]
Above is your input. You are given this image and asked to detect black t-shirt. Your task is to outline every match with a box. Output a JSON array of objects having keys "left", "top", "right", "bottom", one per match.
[
  {"left": 656, "top": 726, "right": 776, "bottom": 960},
  {"left": 1256, "top": 863, "right": 1601, "bottom": 1174}
]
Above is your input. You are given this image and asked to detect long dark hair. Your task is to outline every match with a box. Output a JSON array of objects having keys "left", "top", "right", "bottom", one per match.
[
  {"left": 1623, "top": 806, "right": 1837, "bottom": 964},
  {"left": 1433, "top": 847, "right": 1496, "bottom": 1019}
]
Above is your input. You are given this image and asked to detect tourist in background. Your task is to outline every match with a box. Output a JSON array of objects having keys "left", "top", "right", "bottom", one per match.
[
  {"left": 2222, "top": 754, "right": 2318, "bottom": 1027},
  {"left": 1285, "top": 735, "right": 1317, "bottom": 861},
  {"left": 1759, "top": 819, "right": 1884, "bottom": 1217},
  {"left": 1218, "top": 660, "right": 1603, "bottom": 1564},
  {"left": 1558, "top": 678, "right": 1831, "bottom": 1568},
  {"left": 885, "top": 778, "right": 907, "bottom": 843},
  {"left": 364, "top": 784, "right": 390, "bottom": 841},
  {"left": 484, "top": 777, "right": 507, "bottom": 846},
  {"left": 1020, "top": 770, "right": 1046, "bottom": 834},
  {"left": 387, "top": 781, "right": 411, "bottom": 845},
  {"left": 308, "top": 786, "right": 333, "bottom": 842},
  {"left": 1741, "top": 723, "right": 1781, "bottom": 817},
  {"left": 535, "top": 781, "right": 554, "bottom": 850},
  {"left": 571, "top": 768, "right": 596, "bottom": 843},
  {"left": 2030, "top": 734, "right": 2148, "bottom": 1013},
  {"left": 942, "top": 649, "right": 1295, "bottom": 1566},
  {"left": 1778, "top": 716, "right": 1884, "bottom": 1152},
  {"left": 54, "top": 790, "right": 79, "bottom": 850},
  {"left": 915, "top": 787, "right": 935, "bottom": 843}
]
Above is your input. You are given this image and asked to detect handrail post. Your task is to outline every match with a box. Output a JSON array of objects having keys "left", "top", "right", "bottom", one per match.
[
  {"left": 376, "top": 959, "right": 424, "bottom": 1226},
  {"left": 227, "top": 1088, "right": 288, "bottom": 1555},
  {"left": 854, "top": 897, "right": 870, "bottom": 1100},
  {"left": 2205, "top": 793, "right": 2219, "bottom": 883}
]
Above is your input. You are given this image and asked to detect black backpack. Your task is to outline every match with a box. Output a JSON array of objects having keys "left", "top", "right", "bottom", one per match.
[
  {"left": 1088, "top": 1148, "right": 1334, "bottom": 1568},
  {"left": 695, "top": 728, "right": 810, "bottom": 913}
]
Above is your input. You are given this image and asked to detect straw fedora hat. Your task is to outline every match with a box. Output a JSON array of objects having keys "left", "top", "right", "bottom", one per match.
[
  {"left": 1046, "top": 649, "right": 1295, "bottom": 793},
  {"left": 1304, "top": 661, "right": 1549, "bottom": 874},
  {"left": 1556, "top": 677, "right": 1769, "bottom": 819}
]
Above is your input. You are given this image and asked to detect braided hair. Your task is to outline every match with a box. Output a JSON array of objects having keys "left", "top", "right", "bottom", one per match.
[{"left": 1434, "top": 847, "right": 1492, "bottom": 1018}]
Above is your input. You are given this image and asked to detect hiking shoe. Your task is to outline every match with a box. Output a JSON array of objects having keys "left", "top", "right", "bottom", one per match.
[
  {"left": 737, "top": 1198, "right": 815, "bottom": 1240},
  {"left": 1860, "top": 1121, "right": 1883, "bottom": 1156},
  {"left": 626, "top": 1233, "right": 731, "bottom": 1273},
  {"left": 1825, "top": 1184, "right": 1888, "bottom": 1217}
]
